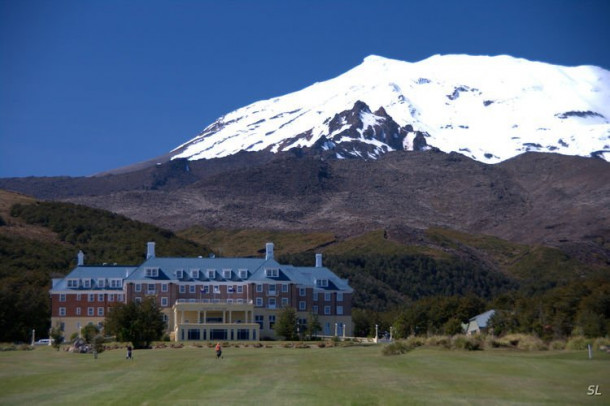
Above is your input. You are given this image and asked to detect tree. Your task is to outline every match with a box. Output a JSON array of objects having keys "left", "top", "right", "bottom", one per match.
[
  {"left": 306, "top": 312, "right": 322, "bottom": 339},
  {"left": 274, "top": 307, "right": 298, "bottom": 341},
  {"left": 49, "top": 323, "right": 64, "bottom": 351},
  {"left": 104, "top": 297, "right": 165, "bottom": 349},
  {"left": 81, "top": 324, "right": 100, "bottom": 344}
]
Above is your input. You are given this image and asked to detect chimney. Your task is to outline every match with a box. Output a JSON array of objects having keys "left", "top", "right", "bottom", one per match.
[
  {"left": 77, "top": 250, "right": 85, "bottom": 266},
  {"left": 147, "top": 242, "right": 156, "bottom": 259},
  {"left": 265, "top": 242, "right": 274, "bottom": 260},
  {"left": 315, "top": 253, "right": 322, "bottom": 268}
]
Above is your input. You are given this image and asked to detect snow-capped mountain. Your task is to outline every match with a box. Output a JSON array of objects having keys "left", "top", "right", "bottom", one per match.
[{"left": 171, "top": 54, "right": 610, "bottom": 163}]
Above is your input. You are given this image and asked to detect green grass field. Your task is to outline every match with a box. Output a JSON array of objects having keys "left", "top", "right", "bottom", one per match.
[{"left": 1, "top": 344, "right": 608, "bottom": 405}]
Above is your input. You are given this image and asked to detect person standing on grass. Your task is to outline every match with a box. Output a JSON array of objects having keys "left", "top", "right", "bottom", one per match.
[
  {"left": 126, "top": 345, "right": 132, "bottom": 360},
  {"left": 215, "top": 342, "right": 222, "bottom": 359}
]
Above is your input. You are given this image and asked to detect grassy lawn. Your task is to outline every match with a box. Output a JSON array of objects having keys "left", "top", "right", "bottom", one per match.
[{"left": 1, "top": 344, "right": 609, "bottom": 405}]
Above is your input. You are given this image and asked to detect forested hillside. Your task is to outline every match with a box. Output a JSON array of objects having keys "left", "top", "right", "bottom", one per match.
[
  {"left": 0, "top": 192, "right": 211, "bottom": 342},
  {"left": 1, "top": 190, "right": 608, "bottom": 342}
]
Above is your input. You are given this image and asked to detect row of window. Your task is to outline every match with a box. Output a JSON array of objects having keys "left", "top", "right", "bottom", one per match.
[
  {"left": 253, "top": 297, "right": 343, "bottom": 315},
  {"left": 173, "top": 268, "right": 250, "bottom": 280},
  {"left": 131, "top": 283, "right": 345, "bottom": 301},
  {"left": 58, "top": 293, "right": 125, "bottom": 302},
  {"left": 66, "top": 278, "right": 122, "bottom": 289},
  {"left": 58, "top": 307, "right": 106, "bottom": 317}
]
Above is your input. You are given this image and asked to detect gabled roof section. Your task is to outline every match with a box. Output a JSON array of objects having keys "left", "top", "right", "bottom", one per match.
[
  {"left": 469, "top": 309, "right": 496, "bottom": 328},
  {"left": 51, "top": 265, "right": 137, "bottom": 292}
]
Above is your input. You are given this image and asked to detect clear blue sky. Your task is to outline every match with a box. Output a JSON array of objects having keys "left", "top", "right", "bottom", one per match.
[{"left": 2, "top": 0, "right": 609, "bottom": 177}]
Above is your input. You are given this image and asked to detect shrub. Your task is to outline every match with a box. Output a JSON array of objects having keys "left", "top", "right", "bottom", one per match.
[
  {"left": 566, "top": 336, "right": 593, "bottom": 350},
  {"left": 492, "top": 334, "right": 546, "bottom": 351},
  {"left": 594, "top": 337, "right": 610, "bottom": 350},
  {"left": 452, "top": 335, "right": 483, "bottom": 351},
  {"left": 404, "top": 336, "right": 426, "bottom": 349},
  {"left": 382, "top": 341, "right": 413, "bottom": 356},
  {"left": 425, "top": 335, "right": 451, "bottom": 349},
  {"left": 549, "top": 340, "right": 566, "bottom": 350}
]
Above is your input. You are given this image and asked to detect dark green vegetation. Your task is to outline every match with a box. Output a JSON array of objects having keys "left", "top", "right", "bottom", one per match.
[
  {"left": 104, "top": 297, "right": 165, "bottom": 348},
  {"left": 1, "top": 345, "right": 609, "bottom": 405},
  {"left": 1, "top": 190, "right": 608, "bottom": 343},
  {"left": 0, "top": 191, "right": 210, "bottom": 342}
]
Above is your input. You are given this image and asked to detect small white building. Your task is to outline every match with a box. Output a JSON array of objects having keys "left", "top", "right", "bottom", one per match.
[{"left": 464, "top": 310, "right": 496, "bottom": 335}]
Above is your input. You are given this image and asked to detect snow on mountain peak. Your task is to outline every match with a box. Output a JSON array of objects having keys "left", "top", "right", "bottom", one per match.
[{"left": 171, "top": 54, "right": 610, "bottom": 163}]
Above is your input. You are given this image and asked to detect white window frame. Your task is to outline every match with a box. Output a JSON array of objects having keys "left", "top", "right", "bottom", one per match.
[
  {"left": 176, "top": 270, "right": 184, "bottom": 279},
  {"left": 191, "top": 269, "right": 200, "bottom": 279},
  {"left": 161, "top": 297, "right": 169, "bottom": 307},
  {"left": 282, "top": 284, "right": 288, "bottom": 293},
  {"left": 299, "top": 301, "right": 306, "bottom": 311},
  {"left": 88, "top": 294, "right": 94, "bottom": 302},
  {"left": 313, "top": 292, "right": 319, "bottom": 301},
  {"left": 207, "top": 269, "right": 215, "bottom": 279},
  {"left": 68, "top": 279, "right": 79, "bottom": 288},
  {"left": 255, "top": 297, "right": 263, "bottom": 307},
  {"left": 97, "top": 278, "right": 105, "bottom": 288},
  {"left": 236, "top": 285, "right": 243, "bottom": 294},
  {"left": 75, "top": 307, "right": 81, "bottom": 316},
  {"left": 299, "top": 288, "right": 306, "bottom": 297},
  {"left": 135, "top": 283, "right": 142, "bottom": 293},
  {"left": 324, "top": 306, "right": 331, "bottom": 315},
  {"left": 282, "top": 297, "right": 289, "bottom": 307},
  {"left": 59, "top": 307, "right": 66, "bottom": 316},
  {"left": 179, "top": 285, "right": 186, "bottom": 294},
  {"left": 256, "top": 284, "right": 263, "bottom": 293},
  {"left": 97, "top": 307, "right": 104, "bottom": 316},
  {"left": 265, "top": 268, "right": 279, "bottom": 278},
  {"left": 83, "top": 279, "right": 91, "bottom": 288},
  {"left": 98, "top": 294, "right": 104, "bottom": 302},
  {"left": 337, "top": 305, "right": 344, "bottom": 315},
  {"left": 87, "top": 307, "right": 94, "bottom": 316},
  {"left": 161, "top": 283, "right": 168, "bottom": 292},
  {"left": 268, "top": 284, "right": 277, "bottom": 295},
  {"left": 239, "top": 269, "right": 248, "bottom": 279},
  {"left": 59, "top": 294, "right": 66, "bottom": 302},
  {"left": 108, "top": 294, "right": 114, "bottom": 302},
  {"left": 223, "top": 269, "right": 232, "bottom": 279},
  {"left": 313, "top": 305, "right": 318, "bottom": 314},
  {"left": 189, "top": 285, "right": 196, "bottom": 294},
  {"left": 337, "top": 292, "right": 343, "bottom": 302},
  {"left": 146, "top": 268, "right": 158, "bottom": 278},
  {"left": 148, "top": 284, "right": 156, "bottom": 294},
  {"left": 324, "top": 292, "right": 331, "bottom": 301},
  {"left": 268, "top": 297, "right": 276, "bottom": 309}
]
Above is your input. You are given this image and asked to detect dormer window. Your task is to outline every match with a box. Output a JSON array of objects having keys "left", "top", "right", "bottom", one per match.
[
  {"left": 110, "top": 279, "right": 122, "bottom": 288},
  {"left": 67, "top": 279, "right": 79, "bottom": 288},
  {"left": 238, "top": 269, "right": 248, "bottom": 279},
  {"left": 145, "top": 268, "right": 159, "bottom": 278},
  {"left": 176, "top": 269, "right": 184, "bottom": 279},
  {"left": 83, "top": 279, "right": 91, "bottom": 288},
  {"left": 191, "top": 269, "right": 200, "bottom": 279},
  {"left": 207, "top": 269, "right": 215, "bottom": 279},
  {"left": 265, "top": 268, "right": 279, "bottom": 278},
  {"left": 223, "top": 269, "right": 232, "bottom": 279},
  {"left": 315, "top": 278, "right": 329, "bottom": 288},
  {"left": 97, "top": 278, "right": 105, "bottom": 288}
]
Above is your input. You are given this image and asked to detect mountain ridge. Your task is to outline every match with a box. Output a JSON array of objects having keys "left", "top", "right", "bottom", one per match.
[{"left": 170, "top": 54, "right": 610, "bottom": 165}]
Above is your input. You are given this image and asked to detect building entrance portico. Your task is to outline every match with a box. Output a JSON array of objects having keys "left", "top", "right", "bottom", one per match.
[{"left": 172, "top": 300, "right": 259, "bottom": 342}]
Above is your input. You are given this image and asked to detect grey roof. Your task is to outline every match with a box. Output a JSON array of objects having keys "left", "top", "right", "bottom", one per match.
[
  {"left": 469, "top": 310, "right": 496, "bottom": 328},
  {"left": 51, "top": 247, "right": 352, "bottom": 293},
  {"left": 51, "top": 265, "right": 137, "bottom": 292}
]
